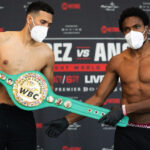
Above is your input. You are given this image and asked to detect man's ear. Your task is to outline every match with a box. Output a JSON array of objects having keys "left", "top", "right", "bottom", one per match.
[
  {"left": 145, "top": 25, "right": 149, "bottom": 34},
  {"left": 26, "top": 14, "right": 32, "bottom": 24}
]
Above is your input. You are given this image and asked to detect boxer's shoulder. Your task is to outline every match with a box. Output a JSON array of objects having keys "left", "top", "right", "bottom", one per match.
[
  {"left": 0, "top": 31, "right": 13, "bottom": 43},
  {"left": 36, "top": 42, "right": 54, "bottom": 56},
  {"left": 111, "top": 49, "right": 130, "bottom": 62}
]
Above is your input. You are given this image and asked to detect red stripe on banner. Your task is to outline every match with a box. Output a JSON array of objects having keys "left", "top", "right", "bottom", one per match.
[
  {"left": 53, "top": 64, "right": 107, "bottom": 72},
  {"left": 104, "top": 98, "right": 120, "bottom": 105}
]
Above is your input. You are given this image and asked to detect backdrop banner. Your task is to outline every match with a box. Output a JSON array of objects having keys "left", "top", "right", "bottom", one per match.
[{"left": 0, "top": 0, "right": 150, "bottom": 149}]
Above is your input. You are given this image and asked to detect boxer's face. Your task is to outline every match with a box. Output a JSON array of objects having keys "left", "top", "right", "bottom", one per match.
[
  {"left": 122, "top": 16, "right": 148, "bottom": 36},
  {"left": 27, "top": 10, "right": 53, "bottom": 29}
]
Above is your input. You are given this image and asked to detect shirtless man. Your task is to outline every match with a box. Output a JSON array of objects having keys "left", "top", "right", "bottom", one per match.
[
  {"left": 0, "top": 1, "right": 54, "bottom": 150},
  {"left": 45, "top": 7, "right": 150, "bottom": 150}
]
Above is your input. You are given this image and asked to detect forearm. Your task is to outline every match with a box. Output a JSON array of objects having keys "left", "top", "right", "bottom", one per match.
[
  {"left": 65, "top": 113, "right": 85, "bottom": 124},
  {"left": 65, "top": 95, "right": 104, "bottom": 124},
  {"left": 126, "top": 99, "right": 150, "bottom": 115},
  {"left": 65, "top": 67, "right": 118, "bottom": 124}
]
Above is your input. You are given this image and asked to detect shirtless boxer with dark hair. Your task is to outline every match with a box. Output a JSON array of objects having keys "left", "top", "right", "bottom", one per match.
[{"left": 0, "top": 1, "right": 54, "bottom": 150}]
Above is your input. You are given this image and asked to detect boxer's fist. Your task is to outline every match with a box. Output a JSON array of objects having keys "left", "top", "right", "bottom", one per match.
[
  {"left": 98, "top": 105, "right": 124, "bottom": 126},
  {"left": 45, "top": 117, "right": 69, "bottom": 138}
]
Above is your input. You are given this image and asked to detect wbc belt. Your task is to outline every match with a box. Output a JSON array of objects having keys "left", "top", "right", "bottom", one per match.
[{"left": 0, "top": 70, "right": 129, "bottom": 127}]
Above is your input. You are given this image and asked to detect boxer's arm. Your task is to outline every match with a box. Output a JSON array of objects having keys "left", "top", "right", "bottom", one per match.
[
  {"left": 65, "top": 57, "right": 119, "bottom": 124},
  {"left": 45, "top": 57, "right": 120, "bottom": 137},
  {"left": 41, "top": 48, "right": 55, "bottom": 91},
  {"left": 46, "top": 56, "right": 123, "bottom": 137},
  {"left": 126, "top": 100, "right": 150, "bottom": 114},
  {"left": 0, "top": 32, "right": 11, "bottom": 43}
]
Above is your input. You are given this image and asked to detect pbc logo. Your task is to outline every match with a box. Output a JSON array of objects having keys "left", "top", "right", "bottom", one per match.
[
  {"left": 100, "top": 25, "right": 119, "bottom": 34},
  {"left": 61, "top": 2, "right": 81, "bottom": 11},
  {"left": 62, "top": 146, "right": 81, "bottom": 150}
]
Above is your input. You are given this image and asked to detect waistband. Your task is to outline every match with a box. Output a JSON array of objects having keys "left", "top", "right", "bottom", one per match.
[
  {"left": 0, "top": 103, "right": 18, "bottom": 109},
  {"left": 0, "top": 103, "right": 31, "bottom": 114},
  {"left": 128, "top": 122, "right": 150, "bottom": 129}
]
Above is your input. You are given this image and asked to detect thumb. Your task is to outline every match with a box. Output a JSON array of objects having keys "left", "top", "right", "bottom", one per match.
[{"left": 98, "top": 115, "right": 107, "bottom": 123}]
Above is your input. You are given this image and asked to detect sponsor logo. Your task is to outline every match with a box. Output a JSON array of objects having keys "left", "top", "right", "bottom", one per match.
[
  {"left": 67, "top": 122, "right": 81, "bottom": 130},
  {"left": 61, "top": 25, "right": 82, "bottom": 35},
  {"left": 100, "top": 2, "right": 119, "bottom": 11},
  {"left": 37, "top": 145, "right": 44, "bottom": 150},
  {"left": 139, "top": 2, "right": 150, "bottom": 11},
  {"left": 101, "top": 25, "right": 119, "bottom": 34},
  {"left": 61, "top": 2, "right": 81, "bottom": 11},
  {"left": 102, "top": 145, "right": 114, "bottom": 150},
  {"left": 23, "top": 1, "right": 32, "bottom": 11},
  {"left": 62, "top": 146, "right": 81, "bottom": 150},
  {"left": 101, "top": 123, "right": 116, "bottom": 130}
]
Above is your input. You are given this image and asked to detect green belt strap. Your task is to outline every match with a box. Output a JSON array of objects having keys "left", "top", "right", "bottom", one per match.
[{"left": 0, "top": 70, "right": 129, "bottom": 127}]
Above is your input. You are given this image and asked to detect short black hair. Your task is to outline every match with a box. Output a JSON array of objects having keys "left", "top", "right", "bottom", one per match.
[
  {"left": 26, "top": 1, "right": 54, "bottom": 16},
  {"left": 119, "top": 7, "right": 149, "bottom": 32}
]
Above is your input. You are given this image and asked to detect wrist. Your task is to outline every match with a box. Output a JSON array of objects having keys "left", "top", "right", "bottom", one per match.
[
  {"left": 65, "top": 116, "right": 72, "bottom": 125},
  {"left": 122, "top": 105, "right": 127, "bottom": 116}
]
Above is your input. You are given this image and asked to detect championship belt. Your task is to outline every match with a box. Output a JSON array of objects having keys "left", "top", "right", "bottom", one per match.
[{"left": 0, "top": 70, "right": 129, "bottom": 127}]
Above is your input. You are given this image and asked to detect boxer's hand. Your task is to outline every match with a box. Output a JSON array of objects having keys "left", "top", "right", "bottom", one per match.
[
  {"left": 98, "top": 105, "right": 124, "bottom": 126},
  {"left": 45, "top": 117, "right": 69, "bottom": 138}
]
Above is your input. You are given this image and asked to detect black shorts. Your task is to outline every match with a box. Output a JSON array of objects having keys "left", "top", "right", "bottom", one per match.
[
  {"left": 0, "top": 104, "right": 36, "bottom": 150},
  {"left": 114, "top": 126, "right": 150, "bottom": 150}
]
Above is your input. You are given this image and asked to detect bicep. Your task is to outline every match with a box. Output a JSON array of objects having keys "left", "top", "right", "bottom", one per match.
[
  {"left": 93, "top": 58, "right": 119, "bottom": 105},
  {"left": 84, "top": 67, "right": 118, "bottom": 107},
  {"left": 42, "top": 50, "right": 55, "bottom": 91},
  {"left": 96, "top": 70, "right": 118, "bottom": 100}
]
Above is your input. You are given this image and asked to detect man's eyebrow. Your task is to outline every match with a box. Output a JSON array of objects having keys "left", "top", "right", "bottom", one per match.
[
  {"left": 132, "top": 24, "right": 141, "bottom": 26},
  {"left": 41, "top": 19, "right": 52, "bottom": 24}
]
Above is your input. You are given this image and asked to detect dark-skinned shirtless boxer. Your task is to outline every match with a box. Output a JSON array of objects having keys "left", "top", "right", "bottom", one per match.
[{"left": 45, "top": 7, "right": 150, "bottom": 150}]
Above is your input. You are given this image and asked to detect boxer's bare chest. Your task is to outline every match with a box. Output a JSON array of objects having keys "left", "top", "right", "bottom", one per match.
[
  {"left": 118, "top": 54, "right": 150, "bottom": 84},
  {"left": 0, "top": 40, "right": 47, "bottom": 74}
]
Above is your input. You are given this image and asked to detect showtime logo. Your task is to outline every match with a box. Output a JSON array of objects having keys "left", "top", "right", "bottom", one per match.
[
  {"left": 100, "top": 25, "right": 119, "bottom": 34},
  {"left": 61, "top": 2, "right": 80, "bottom": 10},
  {"left": 0, "top": 28, "right": 4, "bottom": 32},
  {"left": 36, "top": 123, "right": 43, "bottom": 128},
  {"left": 62, "top": 146, "right": 81, "bottom": 150}
]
